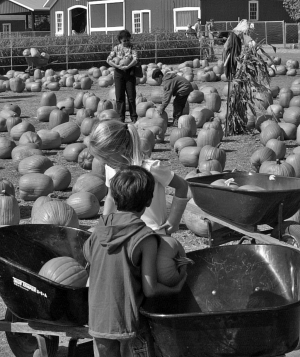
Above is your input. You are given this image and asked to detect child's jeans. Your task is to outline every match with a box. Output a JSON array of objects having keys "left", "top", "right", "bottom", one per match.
[
  {"left": 173, "top": 94, "right": 189, "bottom": 122},
  {"left": 93, "top": 330, "right": 156, "bottom": 357}
]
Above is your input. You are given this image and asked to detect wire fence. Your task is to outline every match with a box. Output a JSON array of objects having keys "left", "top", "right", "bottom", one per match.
[{"left": 0, "top": 34, "right": 224, "bottom": 72}]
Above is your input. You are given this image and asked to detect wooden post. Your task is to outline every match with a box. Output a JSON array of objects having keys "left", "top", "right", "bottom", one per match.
[
  {"left": 283, "top": 21, "right": 286, "bottom": 49},
  {"left": 298, "top": 22, "right": 300, "bottom": 48},
  {"left": 31, "top": 12, "right": 35, "bottom": 31},
  {"left": 111, "top": 34, "right": 114, "bottom": 50},
  {"left": 25, "top": 15, "right": 29, "bottom": 29},
  {"left": 154, "top": 34, "right": 158, "bottom": 63},
  {"left": 10, "top": 39, "right": 13, "bottom": 70},
  {"left": 265, "top": 21, "right": 267, "bottom": 44},
  {"left": 66, "top": 36, "right": 69, "bottom": 70}
]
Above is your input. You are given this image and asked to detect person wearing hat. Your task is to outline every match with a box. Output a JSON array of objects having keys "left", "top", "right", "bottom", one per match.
[
  {"left": 194, "top": 18, "right": 203, "bottom": 39},
  {"left": 206, "top": 19, "right": 219, "bottom": 58},
  {"left": 185, "top": 24, "right": 196, "bottom": 38},
  {"left": 152, "top": 69, "right": 193, "bottom": 126}
]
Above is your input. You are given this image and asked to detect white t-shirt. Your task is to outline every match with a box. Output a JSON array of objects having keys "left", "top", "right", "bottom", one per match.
[{"left": 105, "top": 160, "right": 174, "bottom": 233}]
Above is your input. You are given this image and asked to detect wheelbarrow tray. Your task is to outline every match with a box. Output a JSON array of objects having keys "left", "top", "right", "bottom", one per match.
[
  {"left": 141, "top": 244, "right": 300, "bottom": 357},
  {"left": 187, "top": 172, "right": 300, "bottom": 227},
  {"left": 0, "top": 225, "right": 90, "bottom": 326},
  {"left": 25, "top": 56, "right": 49, "bottom": 67}
]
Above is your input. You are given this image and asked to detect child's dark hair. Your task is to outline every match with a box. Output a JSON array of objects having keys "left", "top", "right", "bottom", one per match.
[
  {"left": 117, "top": 29, "right": 132, "bottom": 42},
  {"left": 110, "top": 166, "right": 155, "bottom": 213},
  {"left": 152, "top": 69, "right": 163, "bottom": 80}
]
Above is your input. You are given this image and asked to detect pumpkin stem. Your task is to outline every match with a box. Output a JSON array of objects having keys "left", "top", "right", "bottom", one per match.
[
  {"left": 276, "top": 159, "right": 281, "bottom": 164},
  {"left": 217, "top": 143, "right": 222, "bottom": 148},
  {"left": 0, "top": 189, "right": 9, "bottom": 197},
  {"left": 174, "top": 255, "right": 194, "bottom": 268}
]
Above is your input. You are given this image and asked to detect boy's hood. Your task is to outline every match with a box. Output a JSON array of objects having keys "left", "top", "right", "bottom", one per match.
[
  {"left": 163, "top": 71, "right": 177, "bottom": 81},
  {"left": 93, "top": 212, "right": 147, "bottom": 253}
]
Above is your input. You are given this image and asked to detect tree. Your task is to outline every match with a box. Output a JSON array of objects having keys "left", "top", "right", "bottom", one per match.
[{"left": 283, "top": 0, "right": 300, "bottom": 22}]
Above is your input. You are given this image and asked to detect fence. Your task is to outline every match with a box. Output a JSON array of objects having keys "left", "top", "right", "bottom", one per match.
[
  {"left": 0, "top": 31, "right": 51, "bottom": 38},
  {"left": 0, "top": 33, "right": 224, "bottom": 71},
  {"left": 214, "top": 21, "right": 298, "bottom": 47}
]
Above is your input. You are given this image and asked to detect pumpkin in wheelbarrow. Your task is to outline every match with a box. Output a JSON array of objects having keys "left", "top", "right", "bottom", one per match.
[{"left": 39, "top": 256, "right": 88, "bottom": 287}]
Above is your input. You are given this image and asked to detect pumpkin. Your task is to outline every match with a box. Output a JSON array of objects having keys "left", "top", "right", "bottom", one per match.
[
  {"left": 286, "top": 154, "right": 300, "bottom": 178},
  {"left": 170, "top": 128, "right": 192, "bottom": 147},
  {"left": 39, "top": 257, "right": 88, "bottom": 287},
  {"left": 12, "top": 147, "right": 43, "bottom": 169},
  {"left": 205, "top": 93, "right": 221, "bottom": 112},
  {"left": 275, "top": 65, "right": 287, "bottom": 75},
  {"left": 270, "top": 86, "right": 280, "bottom": 98},
  {"left": 156, "top": 235, "right": 193, "bottom": 287},
  {"left": 259, "top": 159, "right": 295, "bottom": 177},
  {"left": 253, "top": 90, "right": 273, "bottom": 110},
  {"left": 85, "top": 95, "right": 100, "bottom": 114},
  {"left": 76, "top": 108, "right": 94, "bottom": 126},
  {"left": 18, "top": 155, "right": 53, "bottom": 175},
  {"left": 255, "top": 114, "right": 274, "bottom": 132},
  {"left": 92, "top": 157, "right": 106, "bottom": 180},
  {"left": 199, "top": 144, "right": 226, "bottom": 170},
  {"left": 278, "top": 122, "right": 297, "bottom": 140},
  {"left": 9, "top": 78, "right": 25, "bottom": 93},
  {"left": 72, "top": 173, "right": 107, "bottom": 202},
  {"left": 32, "top": 200, "right": 79, "bottom": 228},
  {"left": 178, "top": 115, "right": 197, "bottom": 136},
  {"left": 63, "top": 143, "right": 86, "bottom": 162},
  {"left": 198, "top": 159, "right": 222, "bottom": 173},
  {"left": 0, "top": 137, "right": 16, "bottom": 159},
  {"left": 191, "top": 107, "right": 214, "bottom": 128},
  {"left": 211, "top": 179, "right": 239, "bottom": 189},
  {"left": 97, "top": 109, "right": 120, "bottom": 121},
  {"left": 179, "top": 146, "right": 201, "bottom": 167},
  {"left": 197, "top": 128, "right": 220, "bottom": 149},
  {"left": 81, "top": 117, "right": 97, "bottom": 136},
  {"left": 40, "top": 92, "right": 57, "bottom": 107},
  {"left": 31, "top": 196, "right": 53, "bottom": 219},
  {"left": 0, "top": 179, "right": 15, "bottom": 196},
  {"left": 37, "top": 106, "right": 57, "bottom": 122},
  {"left": 291, "top": 84, "right": 300, "bottom": 96},
  {"left": 67, "top": 192, "right": 100, "bottom": 219},
  {"left": 97, "top": 99, "right": 114, "bottom": 113},
  {"left": 81, "top": 77, "right": 92, "bottom": 90},
  {"left": 202, "top": 117, "right": 223, "bottom": 140},
  {"left": 237, "top": 185, "right": 265, "bottom": 191},
  {"left": 44, "top": 165, "right": 72, "bottom": 191},
  {"left": 266, "top": 104, "right": 283, "bottom": 119},
  {"left": 265, "top": 138, "right": 286, "bottom": 160},
  {"left": 136, "top": 102, "right": 155, "bottom": 118},
  {"left": 184, "top": 199, "right": 223, "bottom": 237},
  {"left": 6, "top": 116, "right": 22, "bottom": 133},
  {"left": 74, "top": 91, "right": 86, "bottom": 109},
  {"left": 10, "top": 121, "right": 35, "bottom": 141},
  {"left": 3, "top": 103, "right": 21, "bottom": 116},
  {"left": 289, "top": 96, "right": 300, "bottom": 108},
  {"left": 19, "top": 131, "right": 42, "bottom": 148},
  {"left": 250, "top": 147, "right": 276, "bottom": 171},
  {"left": 0, "top": 190, "right": 20, "bottom": 225},
  {"left": 279, "top": 88, "right": 293, "bottom": 108},
  {"left": 78, "top": 148, "right": 94, "bottom": 170},
  {"left": 174, "top": 137, "right": 196, "bottom": 154},
  {"left": 150, "top": 89, "right": 164, "bottom": 104},
  {"left": 187, "top": 90, "right": 204, "bottom": 104},
  {"left": 260, "top": 122, "right": 283, "bottom": 145},
  {"left": 49, "top": 108, "right": 69, "bottom": 129},
  {"left": 57, "top": 97, "right": 75, "bottom": 115},
  {"left": 283, "top": 106, "right": 300, "bottom": 126},
  {"left": 135, "top": 117, "right": 167, "bottom": 134},
  {"left": 19, "top": 173, "right": 54, "bottom": 201},
  {"left": 51, "top": 122, "right": 80, "bottom": 144},
  {"left": 37, "top": 129, "right": 61, "bottom": 150}
]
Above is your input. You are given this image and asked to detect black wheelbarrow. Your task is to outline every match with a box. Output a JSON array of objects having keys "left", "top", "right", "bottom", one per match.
[
  {"left": 141, "top": 244, "right": 300, "bottom": 357},
  {"left": 0, "top": 224, "right": 90, "bottom": 327}
]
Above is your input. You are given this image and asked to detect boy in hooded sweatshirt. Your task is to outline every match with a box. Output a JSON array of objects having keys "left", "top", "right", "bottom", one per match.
[
  {"left": 83, "top": 165, "right": 186, "bottom": 357},
  {"left": 152, "top": 69, "right": 193, "bottom": 125}
]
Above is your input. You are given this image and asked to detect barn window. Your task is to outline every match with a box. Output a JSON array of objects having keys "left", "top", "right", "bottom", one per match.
[
  {"left": 55, "top": 11, "right": 64, "bottom": 35},
  {"left": 132, "top": 10, "right": 151, "bottom": 34},
  {"left": 88, "top": 0, "right": 124, "bottom": 34},
  {"left": 173, "top": 7, "right": 200, "bottom": 32},
  {"left": 249, "top": 1, "right": 259, "bottom": 21},
  {"left": 2, "top": 23, "right": 11, "bottom": 34}
]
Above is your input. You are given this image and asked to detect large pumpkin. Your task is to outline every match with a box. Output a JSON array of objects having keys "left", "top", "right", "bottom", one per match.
[
  {"left": 191, "top": 107, "right": 214, "bottom": 128},
  {"left": 39, "top": 257, "right": 88, "bottom": 287},
  {"left": 260, "top": 122, "right": 283, "bottom": 145},
  {"left": 259, "top": 159, "right": 295, "bottom": 177},
  {"left": 286, "top": 154, "right": 300, "bottom": 178},
  {"left": 156, "top": 235, "right": 193, "bottom": 287},
  {"left": 78, "top": 148, "right": 94, "bottom": 170},
  {"left": 67, "top": 192, "right": 100, "bottom": 219},
  {"left": 279, "top": 88, "right": 293, "bottom": 108},
  {"left": 6, "top": 116, "right": 22, "bottom": 133},
  {"left": 44, "top": 165, "right": 72, "bottom": 191},
  {"left": 188, "top": 90, "right": 204, "bottom": 104},
  {"left": 265, "top": 138, "right": 286, "bottom": 159},
  {"left": 250, "top": 147, "right": 276, "bottom": 171},
  {"left": 0, "top": 190, "right": 20, "bottom": 225},
  {"left": 199, "top": 144, "right": 226, "bottom": 170},
  {"left": 174, "top": 137, "right": 196, "bottom": 155},
  {"left": 197, "top": 128, "right": 220, "bottom": 149},
  {"left": 32, "top": 200, "right": 79, "bottom": 228},
  {"left": 12, "top": 147, "right": 43, "bottom": 169},
  {"left": 40, "top": 92, "right": 57, "bottom": 107},
  {"left": 0, "top": 178, "right": 15, "bottom": 196},
  {"left": 278, "top": 122, "right": 297, "bottom": 140},
  {"left": 178, "top": 115, "right": 197, "bottom": 136},
  {"left": 136, "top": 102, "right": 155, "bottom": 118},
  {"left": 18, "top": 131, "right": 42, "bottom": 148},
  {"left": 51, "top": 122, "right": 80, "bottom": 144},
  {"left": 283, "top": 106, "right": 300, "bottom": 126},
  {"left": 10, "top": 121, "right": 35, "bottom": 141},
  {"left": 179, "top": 146, "right": 201, "bottom": 167},
  {"left": 18, "top": 155, "right": 53, "bottom": 175},
  {"left": 37, "top": 129, "right": 61, "bottom": 150},
  {"left": 19, "top": 173, "right": 54, "bottom": 201},
  {"left": 72, "top": 173, "right": 107, "bottom": 202},
  {"left": 205, "top": 93, "right": 221, "bottom": 112},
  {"left": 0, "top": 137, "right": 16, "bottom": 159},
  {"left": 49, "top": 108, "right": 69, "bottom": 129},
  {"left": 170, "top": 128, "right": 192, "bottom": 147},
  {"left": 63, "top": 143, "right": 86, "bottom": 162}
]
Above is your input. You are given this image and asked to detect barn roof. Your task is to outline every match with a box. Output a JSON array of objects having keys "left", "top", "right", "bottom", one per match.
[{"left": 7, "top": 0, "right": 49, "bottom": 11}]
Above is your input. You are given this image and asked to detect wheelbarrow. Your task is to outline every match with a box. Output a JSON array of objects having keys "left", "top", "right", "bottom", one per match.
[
  {"left": 25, "top": 56, "right": 57, "bottom": 75},
  {"left": 0, "top": 224, "right": 93, "bottom": 357}
]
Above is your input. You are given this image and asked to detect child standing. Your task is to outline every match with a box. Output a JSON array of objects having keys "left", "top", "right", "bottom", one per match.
[
  {"left": 152, "top": 69, "right": 193, "bottom": 126},
  {"left": 88, "top": 120, "right": 189, "bottom": 235},
  {"left": 83, "top": 166, "right": 187, "bottom": 357},
  {"left": 107, "top": 29, "right": 138, "bottom": 123}
]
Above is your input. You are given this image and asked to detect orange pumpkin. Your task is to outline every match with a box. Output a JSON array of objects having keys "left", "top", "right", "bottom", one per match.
[
  {"left": 67, "top": 192, "right": 100, "bottom": 219},
  {"left": 39, "top": 257, "right": 88, "bottom": 287}
]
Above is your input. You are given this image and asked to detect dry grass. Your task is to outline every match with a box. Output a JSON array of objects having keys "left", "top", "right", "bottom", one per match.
[{"left": 0, "top": 52, "right": 300, "bottom": 356}]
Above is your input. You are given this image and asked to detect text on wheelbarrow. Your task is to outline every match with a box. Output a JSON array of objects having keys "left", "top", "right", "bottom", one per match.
[{"left": 13, "top": 277, "right": 48, "bottom": 298}]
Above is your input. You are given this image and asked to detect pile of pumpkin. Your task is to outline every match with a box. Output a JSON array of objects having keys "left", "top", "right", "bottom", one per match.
[{"left": 265, "top": 56, "right": 299, "bottom": 77}]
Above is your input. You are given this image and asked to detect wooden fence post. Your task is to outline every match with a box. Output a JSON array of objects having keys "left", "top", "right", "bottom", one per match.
[
  {"left": 10, "top": 39, "right": 13, "bottom": 70},
  {"left": 66, "top": 36, "right": 69, "bottom": 70},
  {"left": 111, "top": 34, "right": 114, "bottom": 50},
  {"left": 265, "top": 22, "right": 268, "bottom": 44},
  {"left": 283, "top": 21, "right": 286, "bottom": 49},
  {"left": 154, "top": 34, "right": 158, "bottom": 63}
]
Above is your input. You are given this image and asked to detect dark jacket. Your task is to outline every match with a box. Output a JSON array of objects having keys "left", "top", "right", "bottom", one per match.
[
  {"left": 161, "top": 72, "right": 193, "bottom": 110},
  {"left": 83, "top": 212, "right": 160, "bottom": 339}
]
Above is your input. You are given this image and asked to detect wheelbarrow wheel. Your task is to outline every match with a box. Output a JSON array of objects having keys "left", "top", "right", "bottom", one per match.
[{"left": 5, "top": 309, "right": 59, "bottom": 357}]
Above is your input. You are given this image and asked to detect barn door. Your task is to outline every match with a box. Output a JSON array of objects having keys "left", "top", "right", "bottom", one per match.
[{"left": 142, "top": 12, "right": 150, "bottom": 33}]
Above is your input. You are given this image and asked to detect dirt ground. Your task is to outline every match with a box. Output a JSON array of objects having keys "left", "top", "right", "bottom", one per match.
[{"left": 0, "top": 51, "right": 300, "bottom": 356}]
